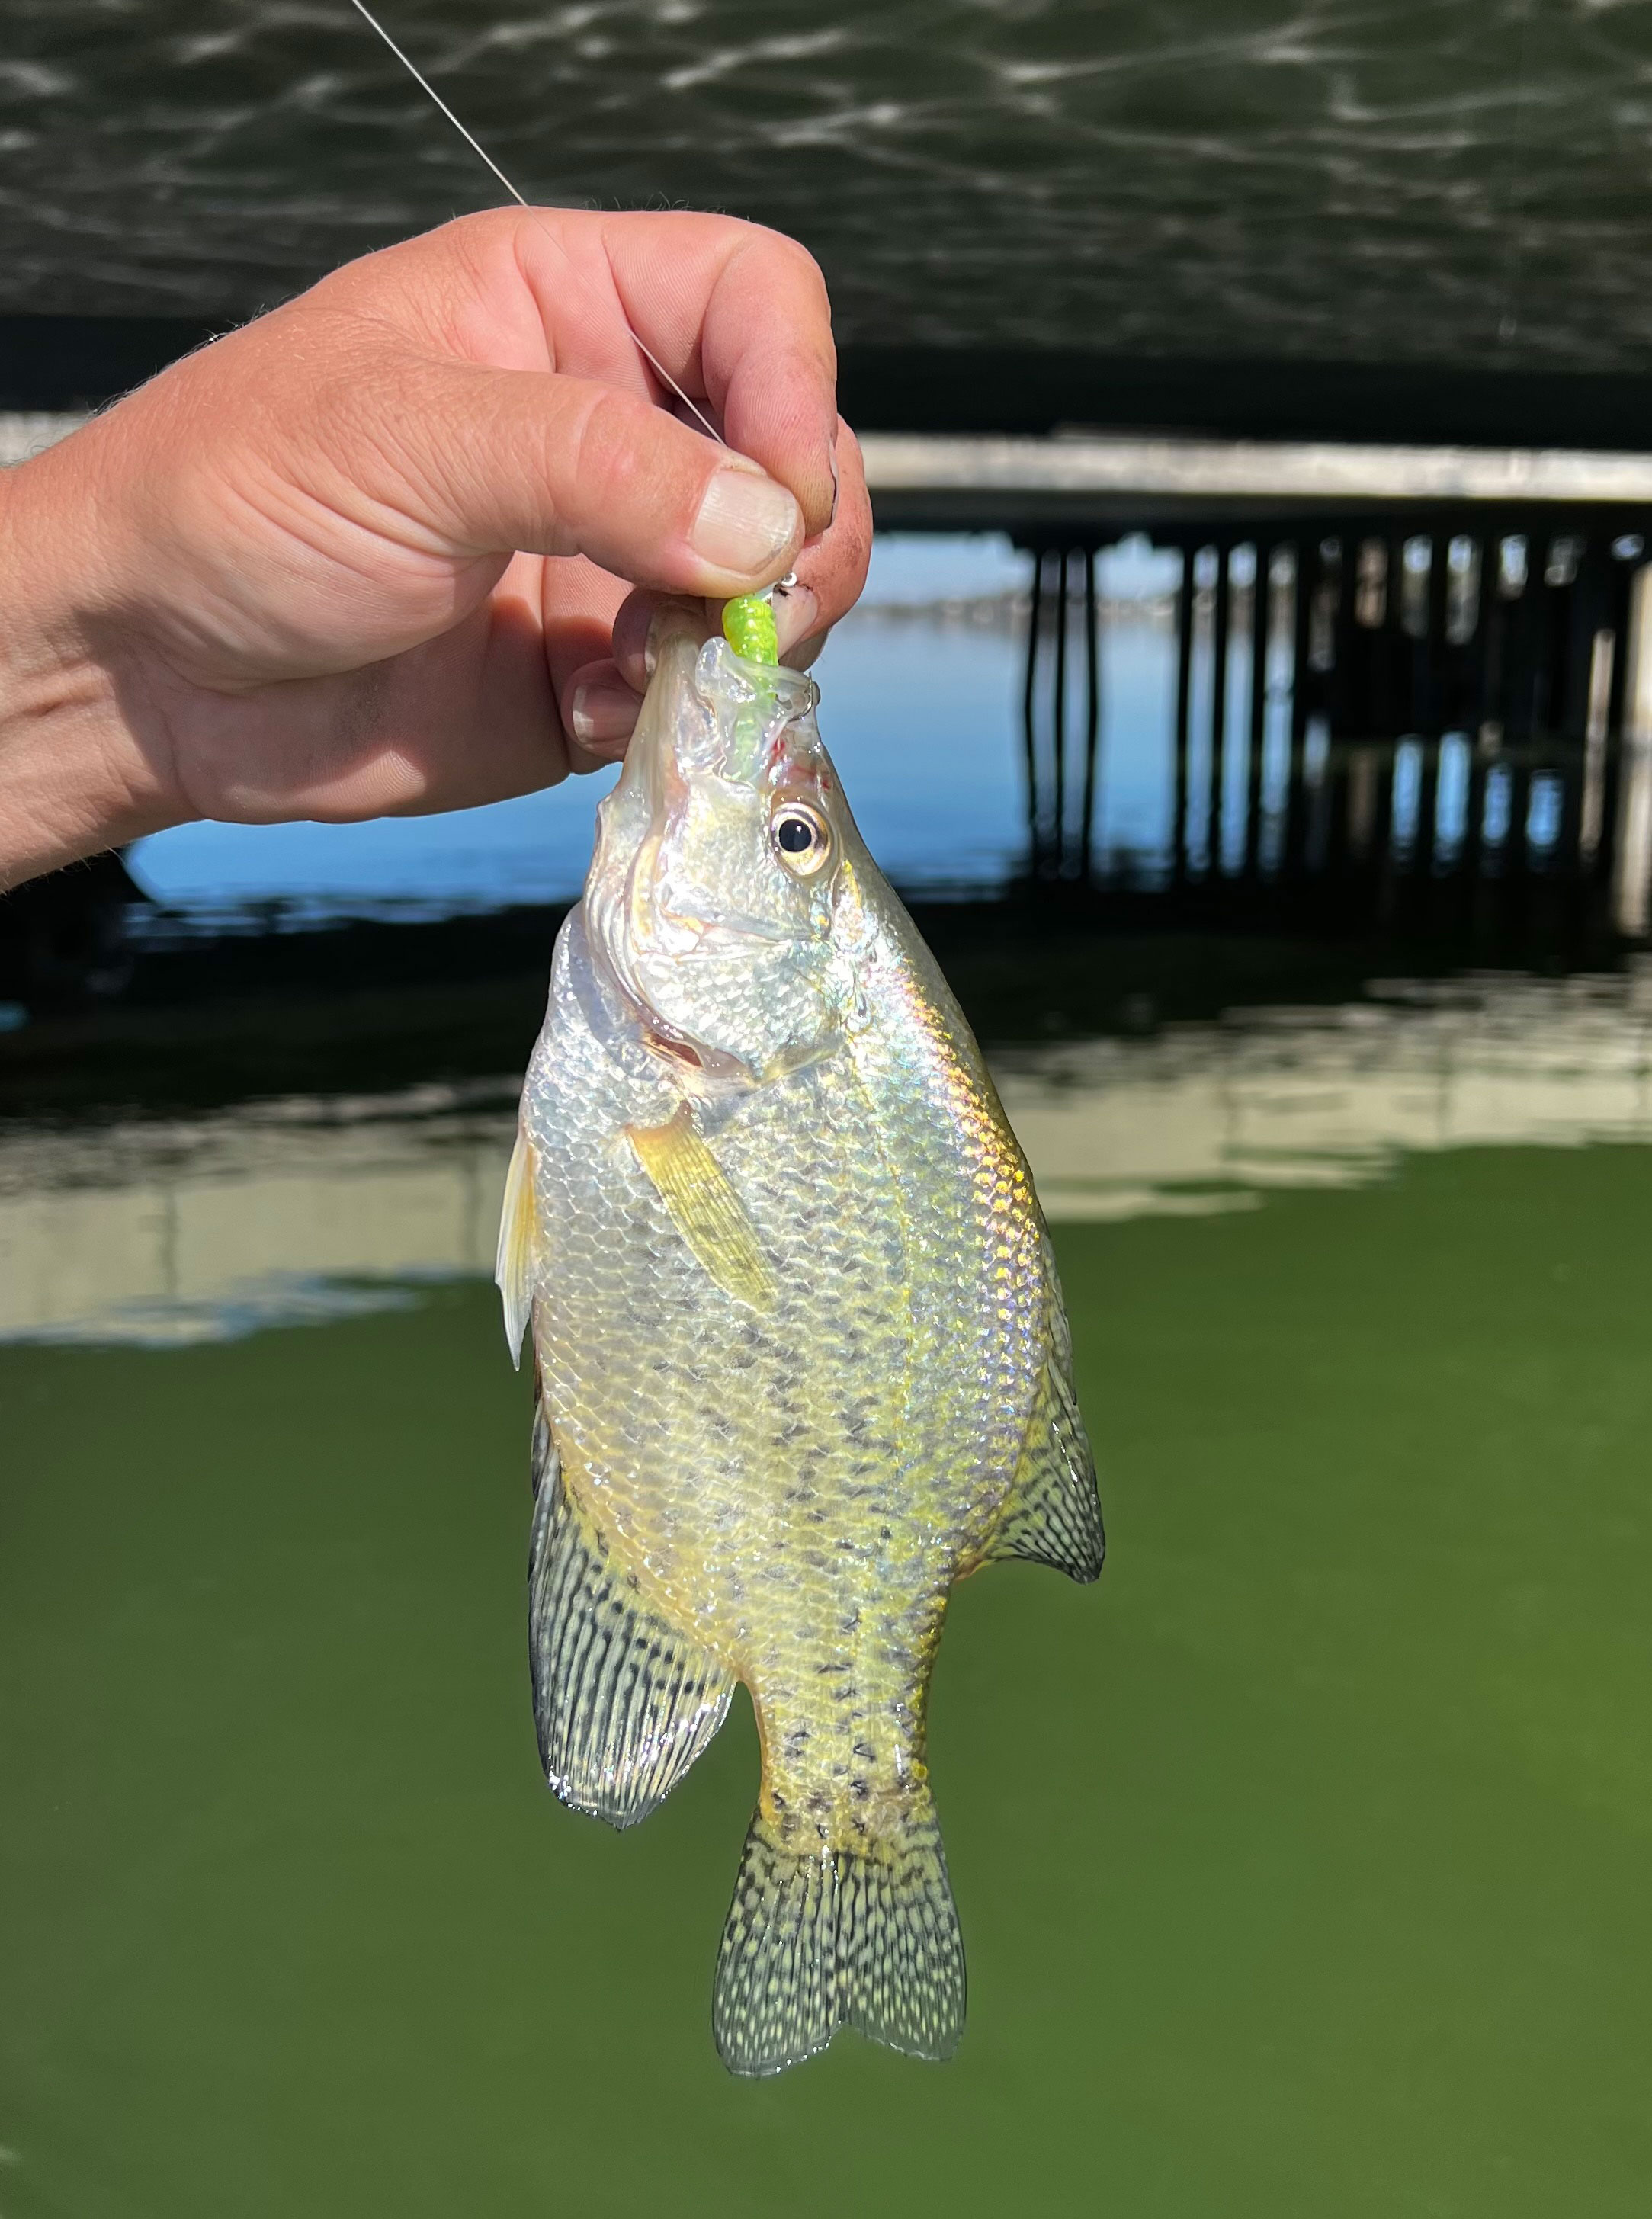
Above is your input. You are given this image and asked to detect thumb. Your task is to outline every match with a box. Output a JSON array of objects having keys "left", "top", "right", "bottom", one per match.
[{"left": 350, "top": 355, "right": 806, "bottom": 597}]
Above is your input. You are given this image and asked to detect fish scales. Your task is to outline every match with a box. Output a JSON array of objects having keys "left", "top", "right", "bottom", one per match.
[{"left": 502, "top": 613, "right": 1102, "bottom": 2076}]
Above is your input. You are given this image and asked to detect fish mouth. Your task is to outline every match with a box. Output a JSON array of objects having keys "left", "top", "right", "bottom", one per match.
[{"left": 584, "top": 621, "right": 841, "bottom": 1093}]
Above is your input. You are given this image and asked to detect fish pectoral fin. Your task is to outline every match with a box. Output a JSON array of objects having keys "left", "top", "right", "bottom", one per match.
[
  {"left": 625, "top": 1102, "right": 775, "bottom": 1313},
  {"left": 495, "top": 1118, "right": 537, "bottom": 1368},
  {"left": 529, "top": 1416, "right": 734, "bottom": 1830},
  {"left": 983, "top": 1344, "right": 1105, "bottom": 1583}
]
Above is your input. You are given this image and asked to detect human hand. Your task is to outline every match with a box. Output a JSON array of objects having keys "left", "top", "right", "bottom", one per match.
[{"left": 0, "top": 208, "right": 871, "bottom": 887}]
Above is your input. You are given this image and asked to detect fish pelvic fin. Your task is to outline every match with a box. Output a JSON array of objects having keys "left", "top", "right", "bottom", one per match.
[
  {"left": 713, "top": 1799, "right": 965, "bottom": 2078},
  {"left": 529, "top": 1414, "right": 733, "bottom": 1829},
  {"left": 984, "top": 1325, "right": 1105, "bottom": 1584},
  {"left": 496, "top": 1119, "right": 537, "bottom": 1368},
  {"left": 625, "top": 1103, "right": 776, "bottom": 1313}
]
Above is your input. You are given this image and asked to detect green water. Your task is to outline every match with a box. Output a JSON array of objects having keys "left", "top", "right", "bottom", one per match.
[{"left": 5, "top": 1140, "right": 1650, "bottom": 2214}]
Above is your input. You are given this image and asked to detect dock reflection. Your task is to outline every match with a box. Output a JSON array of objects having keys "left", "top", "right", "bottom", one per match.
[
  {"left": 1022, "top": 524, "right": 1652, "bottom": 942},
  {"left": 7, "top": 970, "right": 1652, "bottom": 1342}
]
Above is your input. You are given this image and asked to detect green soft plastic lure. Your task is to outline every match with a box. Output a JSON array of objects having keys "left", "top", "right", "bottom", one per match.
[{"left": 721, "top": 591, "right": 780, "bottom": 666}]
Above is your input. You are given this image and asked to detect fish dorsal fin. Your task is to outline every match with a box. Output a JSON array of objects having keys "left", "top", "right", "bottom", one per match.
[
  {"left": 529, "top": 1409, "right": 734, "bottom": 1829},
  {"left": 627, "top": 1102, "right": 776, "bottom": 1312},
  {"left": 495, "top": 1119, "right": 537, "bottom": 1368},
  {"left": 985, "top": 1336, "right": 1104, "bottom": 1583}
]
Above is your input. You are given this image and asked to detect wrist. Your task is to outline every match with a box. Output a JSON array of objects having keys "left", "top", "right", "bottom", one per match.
[{"left": 0, "top": 431, "right": 188, "bottom": 890}]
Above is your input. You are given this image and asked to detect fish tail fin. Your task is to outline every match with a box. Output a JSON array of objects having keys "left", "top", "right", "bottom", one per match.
[{"left": 713, "top": 1798, "right": 965, "bottom": 2077}]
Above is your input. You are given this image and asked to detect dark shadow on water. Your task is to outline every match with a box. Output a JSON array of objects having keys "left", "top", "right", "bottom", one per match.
[{"left": 0, "top": 877, "right": 1641, "bottom": 1124}]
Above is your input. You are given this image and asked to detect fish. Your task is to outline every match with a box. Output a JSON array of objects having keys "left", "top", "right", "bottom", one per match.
[{"left": 496, "top": 602, "right": 1104, "bottom": 2077}]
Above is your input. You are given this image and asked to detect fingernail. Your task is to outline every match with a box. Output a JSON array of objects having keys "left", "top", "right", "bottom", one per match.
[
  {"left": 774, "top": 582, "right": 820, "bottom": 657},
  {"left": 568, "top": 678, "right": 640, "bottom": 749},
  {"left": 828, "top": 442, "right": 840, "bottom": 528},
  {"left": 691, "top": 466, "right": 801, "bottom": 578}
]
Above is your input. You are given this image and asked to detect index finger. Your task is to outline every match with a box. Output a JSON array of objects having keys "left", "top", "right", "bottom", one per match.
[{"left": 593, "top": 213, "right": 839, "bottom": 540}]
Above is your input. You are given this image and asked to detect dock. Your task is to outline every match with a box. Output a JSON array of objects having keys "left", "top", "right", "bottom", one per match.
[
  {"left": 11, "top": 414, "right": 1652, "bottom": 957},
  {"left": 856, "top": 432, "right": 1652, "bottom": 938},
  {"left": 859, "top": 433, "right": 1652, "bottom": 532}
]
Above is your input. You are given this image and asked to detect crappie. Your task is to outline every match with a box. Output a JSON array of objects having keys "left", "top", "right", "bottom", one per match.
[{"left": 497, "top": 608, "right": 1102, "bottom": 2077}]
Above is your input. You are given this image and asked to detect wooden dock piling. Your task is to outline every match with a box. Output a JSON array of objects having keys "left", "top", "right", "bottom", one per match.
[{"left": 1012, "top": 501, "right": 1652, "bottom": 942}]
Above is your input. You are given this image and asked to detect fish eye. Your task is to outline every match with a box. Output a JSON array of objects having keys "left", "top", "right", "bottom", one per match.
[{"left": 771, "top": 801, "right": 832, "bottom": 875}]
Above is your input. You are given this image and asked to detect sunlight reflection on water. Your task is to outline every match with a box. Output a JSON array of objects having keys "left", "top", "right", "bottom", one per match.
[{"left": 9, "top": 0, "right": 1652, "bottom": 374}]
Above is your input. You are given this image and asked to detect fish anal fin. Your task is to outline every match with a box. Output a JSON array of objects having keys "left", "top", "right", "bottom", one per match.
[
  {"left": 496, "top": 1119, "right": 537, "bottom": 1368},
  {"left": 985, "top": 1355, "right": 1105, "bottom": 1583},
  {"left": 528, "top": 1419, "right": 733, "bottom": 1829},
  {"left": 714, "top": 1799, "right": 965, "bottom": 2078},
  {"left": 626, "top": 1101, "right": 775, "bottom": 1313}
]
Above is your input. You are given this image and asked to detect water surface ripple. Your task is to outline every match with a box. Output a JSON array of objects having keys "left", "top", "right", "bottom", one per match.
[{"left": 5, "top": 1, "right": 1652, "bottom": 367}]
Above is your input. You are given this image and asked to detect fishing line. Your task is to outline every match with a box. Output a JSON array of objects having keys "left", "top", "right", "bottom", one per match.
[
  {"left": 1493, "top": 0, "right": 1534, "bottom": 346},
  {"left": 342, "top": 0, "right": 726, "bottom": 446}
]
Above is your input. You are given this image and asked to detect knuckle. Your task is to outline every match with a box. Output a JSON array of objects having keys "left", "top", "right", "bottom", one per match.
[
  {"left": 785, "top": 239, "right": 830, "bottom": 299},
  {"left": 728, "top": 217, "right": 828, "bottom": 296},
  {"left": 759, "top": 222, "right": 823, "bottom": 279},
  {"left": 444, "top": 206, "right": 534, "bottom": 257},
  {"left": 431, "top": 207, "right": 532, "bottom": 305},
  {"left": 564, "top": 384, "right": 661, "bottom": 521}
]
